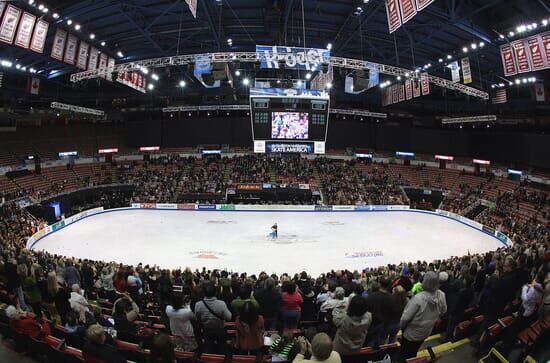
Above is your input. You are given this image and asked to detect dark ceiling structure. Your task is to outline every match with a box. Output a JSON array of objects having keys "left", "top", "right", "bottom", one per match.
[{"left": 0, "top": 0, "right": 549, "bottom": 114}]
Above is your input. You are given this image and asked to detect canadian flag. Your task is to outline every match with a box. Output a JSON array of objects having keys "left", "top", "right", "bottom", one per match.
[{"left": 27, "top": 77, "right": 40, "bottom": 95}]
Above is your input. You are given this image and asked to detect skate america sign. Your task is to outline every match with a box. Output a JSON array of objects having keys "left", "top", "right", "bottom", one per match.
[{"left": 256, "top": 45, "right": 330, "bottom": 71}]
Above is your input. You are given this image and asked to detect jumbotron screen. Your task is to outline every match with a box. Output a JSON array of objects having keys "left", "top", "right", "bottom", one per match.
[{"left": 271, "top": 112, "right": 309, "bottom": 139}]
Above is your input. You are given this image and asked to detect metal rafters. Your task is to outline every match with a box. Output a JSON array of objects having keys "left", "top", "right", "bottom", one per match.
[
  {"left": 116, "top": 5, "right": 164, "bottom": 53},
  {"left": 69, "top": 51, "right": 489, "bottom": 100}
]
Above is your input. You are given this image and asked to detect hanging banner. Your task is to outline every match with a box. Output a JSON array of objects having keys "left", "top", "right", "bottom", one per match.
[
  {"left": 461, "top": 57, "right": 472, "bottom": 84},
  {"left": 29, "top": 19, "right": 48, "bottom": 53},
  {"left": 527, "top": 36, "right": 545, "bottom": 70},
  {"left": 399, "top": 0, "right": 417, "bottom": 24},
  {"left": 542, "top": 32, "right": 550, "bottom": 65},
  {"left": 500, "top": 44, "right": 517, "bottom": 76},
  {"left": 50, "top": 28, "right": 67, "bottom": 61},
  {"left": 88, "top": 47, "right": 99, "bottom": 70},
  {"left": 185, "top": 0, "right": 197, "bottom": 18},
  {"left": 76, "top": 41, "right": 89, "bottom": 70},
  {"left": 14, "top": 12, "right": 36, "bottom": 49},
  {"left": 535, "top": 83, "right": 545, "bottom": 102},
  {"left": 398, "top": 84, "right": 405, "bottom": 102},
  {"left": 415, "top": 0, "right": 435, "bottom": 11},
  {"left": 512, "top": 40, "right": 531, "bottom": 73},
  {"left": 27, "top": 77, "right": 39, "bottom": 95},
  {"left": 449, "top": 61, "right": 460, "bottom": 83},
  {"left": 420, "top": 72, "right": 430, "bottom": 95},
  {"left": 117, "top": 71, "right": 146, "bottom": 93},
  {"left": 64, "top": 34, "right": 78, "bottom": 65},
  {"left": 392, "top": 85, "right": 399, "bottom": 103},
  {"left": 405, "top": 79, "right": 413, "bottom": 100},
  {"left": 386, "top": 0, "right": 402, "bottom": 34},
  {"left": 492, "top": 89, "right": 507, "bottom": 104},
  {"left": 98, "top": 53, "right": 108, "bottom": 78},
  {"left": 413, "top": 79, "right": 421, "bottom": 98},
  {"left": 0, "top": 5, "right": 22, "bottom": 44},
  {"left": 106, "top": 57, "right": 115, "bottom": 81},
  {"left": 256, "top": 45, "right": 330, "bottom": 71}
]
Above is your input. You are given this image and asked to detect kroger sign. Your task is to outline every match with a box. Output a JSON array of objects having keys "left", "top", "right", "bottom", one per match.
[{"left": 256, "top": 45, "right": 331, "bottom": 71}]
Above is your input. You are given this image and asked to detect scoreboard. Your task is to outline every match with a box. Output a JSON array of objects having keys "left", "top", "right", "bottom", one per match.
[{"left": 250, "top": 88, "right": 330, "bottom": 154}]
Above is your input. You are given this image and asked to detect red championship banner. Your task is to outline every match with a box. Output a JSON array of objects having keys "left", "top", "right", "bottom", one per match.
[
  {"left": 50, "top": 28, "right": 67, "bottom": 61},
  {"left": 63, "top": 34, "right": 78, "bottom": 65},
  {"left": 386, "top": 87, "right": 393, "bottom": 105},
  {"left": 386, "top": 0, "right": 402, "bottom": 34},
  {"left": 420, "top": 72, "right": 430, "bottom": 95},
  {"left": 512, "top": 40, "right": 531, "bottom": 73},
  {"left": 398, "top": 84, "right": 405, "bottom": 102},
  {"left": 0, "top": 5, "right": 22, "bottom": 44},
  {"left": 98, "top": 53, "right": 108, "bottom": 78},
  {"left": 500, "top": 44, "right": 517, "bottom": 76},
  {"left": 399, "top": 0, "right": 417, "bottom": 24},
  {"left": 76, "top": 41, "right": 89, "bottom": 70},
  {"left": 405, "top": 79, "right": 413, "bottom": 100},
  {"left": 29, "top": 19, "right": 48, "bottom": 53},
  {"left": 106, "top": 57, "right": 115, "bottom": 81},
  {"left": 527, "top": 36, "right": 546, "bottom": 70},
  {"left": 14, "top": 12, "right": 36, "bottom": 49},
  {"left": 541, "top": 32, "right": 550, "bottom": 66},
  {"left": 88, "top": 47, "right": 99, "bottom": 70},
  {"left": 392, "top": 85, "right": 399, "bottom": 103},
  {"left": 415, "top": 0, "right": 435, "bottom": 11},
  {"left": 413, "top": 79, "right": 421, "bottom": 98}
]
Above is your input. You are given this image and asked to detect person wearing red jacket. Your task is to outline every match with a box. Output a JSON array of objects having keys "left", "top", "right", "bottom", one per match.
[{"left": 6, "top": 305, "right": 51, "bottom": 339}]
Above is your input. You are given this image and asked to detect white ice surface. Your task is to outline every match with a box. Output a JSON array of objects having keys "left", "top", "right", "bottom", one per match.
[{"left": 32, "top": 210, "right": 503, "bottom": 276}]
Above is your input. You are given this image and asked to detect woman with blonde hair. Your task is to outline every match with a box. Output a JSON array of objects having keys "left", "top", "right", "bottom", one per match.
[{"left": 42, "top": 271, "right": 62, "bottom": 324}]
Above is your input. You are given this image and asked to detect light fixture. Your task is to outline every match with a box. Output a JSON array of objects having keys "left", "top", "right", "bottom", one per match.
[
  {"left": 297, "top": 80, "right": 303, "bottom": 86},
  {"left": 101, "top": 41, "right": 106, "bottom": 46},
  {"left": 491, "top": 85, "right": 495, "bottom": 89},
  {"left": 1, "top": 60, "right": 13, "bottom": 68},
  {"left": 446, "top": 55, "right": 452, "bottom": 59},
  {"left": 327, "top": 43, "right": 332, "bottom": 50},
  {"left": 117, "top": 51, "right": 124, "bottom": 58},
  {"left": 462, "top": 47, "right": 468, "bottom": 53},
  {"left": 151, "top": 74, "right": 159, "bottom": 81},
  {"left": 543, "top": 19, "right": 548, "bottom": 26},
  {"left": 38, "top": 4, "right": 44, "bottom": 10},
  {"left": 53, "top": 13, "right": 59, "bottom": 19},
  {"left": 396, "top": 76, "right": 401, "bottom": 80},
  {"left": 235, "top": 70, "right": 241, "bottom": 76},
  {"left": 16, "top": 64, "right": 21, "bottom": 69},
  {"left": 509, "top": 31, "right": 515, "bottom": 37},
  {"left": 243, "top": 78, "right": 250, "bottom": 85},
  {"left": 147, "top": 84, "right": 154, "bottom": 90},
  {"left": 89, "top": 33, "right": 95, "bottom": 39},
  {"left": 515, "top": 79, "right": 521, "bottom": 85},
  {"left": 438, "top": 58, "right": 443, "bottom": 63},
  {"left": 326, "top": 82, "right": 333, "bottom": 89},
  {"left": 74, "top": 24, "right": 81, "bottom": 30},
  {"left": 471, "top": 43, "right": 477, "bottom": 50},
  {"left": 67, "top": 19, "right": 72, "bottom": 25},
  {"left": 305, "top": 73, "right": 312, "bottom": 80},
  {"left": 140, "top": 67, "right": 148, "bottom": 74},
  {"left": 479, "top": 42, "right": 485, "bottom": 48},
  {"left": 499, "top": 34, "right": 505, "bottom": 39},
  {"left": 522, "top": 78, "right": 527, "bottom": 83},
  {"left": 179, "top": 80, "right": 186, "bottom": 87},
  {"left": 499, "top": 83, "right": 504, "bottom": 87},
  {"left": 276, "top": 79, "right": 281, "bottom": 84},
  {"left": 28, "top": 0, "right": 35, "bottom": 4},
  {"left": 43, "top": 8, "right": 48, "bottom": 13}
]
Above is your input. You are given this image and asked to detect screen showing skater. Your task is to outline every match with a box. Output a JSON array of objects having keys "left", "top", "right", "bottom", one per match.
[{"left": 271, "top": 112, "right": 309, "bottom": 140}]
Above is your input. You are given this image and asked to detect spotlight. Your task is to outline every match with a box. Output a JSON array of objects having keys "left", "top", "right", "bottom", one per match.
[
  {"left": 515, "top": 79, "right": 521, "bottom": 85},
  {"left": 147, "top": 84, "right": 154, "bottom": 90},
  {"left": 463, "top": 47, "right": 468, "bottom": 53},
  {"left": 326, "top": 82, "right": 333, "bottom": 89},
  {"left": 67, "top": 19, "right": 72, "bottom": 25},
  {"left": 471, "top": 43, "right": 477, "bottom": 50},
  {"left": 243, "top": 78, "right": 250, "bottom": 85},
  {"left": 151, "top": 74, "right": 159, "bottom": 81},
  {"left": 29, "top": 0, "right": 35, "bottom": 4},
  {"left": 140, "top": 67, "right": 149, "bottom": 74},
  {"left": 38, "top": 4, "right": 44, "bottom": 10},
  {"left": 235, "top": 70, "right": 241, "bottom": 76},
  {"left": 479, "top": 42, "right": 485, "bottom": 48},
  {"left": 327, "top": 43, "right": 332, "bottom": 50},
  {"left": 438, "top": 58, "right": 443, "bottom": 63},
  {"left": 446, "top": 55, "right": 452, "bottom": 59},
  {"left": 117, "top": 51, "right": 124, "bottom": 58},
  {"left": 396, "top": 76, "right": 401, "bottom": 80},
  {"left": 305, "top": 73, "right": 312, "bottom": 80},
  {"left": 75, "top": 24, "right": 81, "bottom": 30},
  {"left": 101, "top": 41, "right": 106, "bottom": 46},
  {"left": 89, "top": 34, "right": 95, "bottom": 39},
  {"left": 52, "top": 13, "right": 59, "bottom": 19},
  {"left": 42, "top": 7, "right": 48, "bottom": 13},
  {"left": 179, "top": 80, "right": 186, "bottom": 87}
]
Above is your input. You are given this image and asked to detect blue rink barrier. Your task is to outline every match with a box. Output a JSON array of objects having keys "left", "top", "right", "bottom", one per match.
[{"left": 26, "top": 203, "right": 512, "bottom": 250}]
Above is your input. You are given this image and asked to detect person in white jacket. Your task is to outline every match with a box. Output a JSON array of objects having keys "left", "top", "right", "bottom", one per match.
[
  {"left": 166, "top": 293, "right": 197, "bottom": 351},
  {"left": 519, "top": 271, "right": 544, "bottom": 327},
  {"left": 399, "top": 271, "right": 447, "bottom": 360}
]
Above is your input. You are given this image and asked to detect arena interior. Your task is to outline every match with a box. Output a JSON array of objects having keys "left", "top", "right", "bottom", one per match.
[{"left": 0, "top": 1, "right": 549, "bottom": 363}]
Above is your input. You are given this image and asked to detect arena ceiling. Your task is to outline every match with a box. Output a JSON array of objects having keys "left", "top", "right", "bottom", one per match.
[{"left": 1, "top": 0, "right": 549, "bottom": 113}]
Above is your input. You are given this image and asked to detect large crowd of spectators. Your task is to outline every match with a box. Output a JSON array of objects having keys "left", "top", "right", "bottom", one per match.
[{"left": 0, "top": 154, "right": 549, "bottom": 363}]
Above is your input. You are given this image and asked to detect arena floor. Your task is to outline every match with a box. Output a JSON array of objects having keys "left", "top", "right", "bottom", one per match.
[{"left": 31, "top": 209, "right": 504, "bottom": 276}]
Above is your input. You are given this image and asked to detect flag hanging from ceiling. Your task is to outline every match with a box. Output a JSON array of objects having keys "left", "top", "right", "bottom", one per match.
[
  {"left": 461, "top": 58, "right": 472, "bottom": 84},
  {"left": 492, "top": 89, "right": 507, "bottom": 104},
  {"left": 535, "top": 83, "right": 545, "bottom": 102},
  {"left": 186, "top": 0, "right": 197, "bottom": 18},
  {"left": 27, "top": 77, "right": 40, "bottom": 95}
]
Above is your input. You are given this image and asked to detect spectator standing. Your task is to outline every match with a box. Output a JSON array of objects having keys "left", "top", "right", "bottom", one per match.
[
  {"left": 281, "top": 282, "right": 303, "bottom": 329},
  {"left": 165, "top": 293, "right": 197, "bottom": 351},
  {"left": 332, "top": 296, "right": 372, "bottom": 355},
  {"left": 194, "top": 281, "right": 232, "bottom": 354}
]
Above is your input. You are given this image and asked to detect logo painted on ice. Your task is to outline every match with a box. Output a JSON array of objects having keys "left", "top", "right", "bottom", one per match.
[{"left": 345, "top": 251, "right": 383, "bottom": 258}]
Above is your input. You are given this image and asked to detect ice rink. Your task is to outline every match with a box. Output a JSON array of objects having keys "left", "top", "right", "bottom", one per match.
[{"left": 31, "top": 209, "right": 504, "bottom": 275}]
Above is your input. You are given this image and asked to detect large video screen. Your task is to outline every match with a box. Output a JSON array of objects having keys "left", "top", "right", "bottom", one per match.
[{"left": 271, "top": 112, "right": 309, "bottom": 139}]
